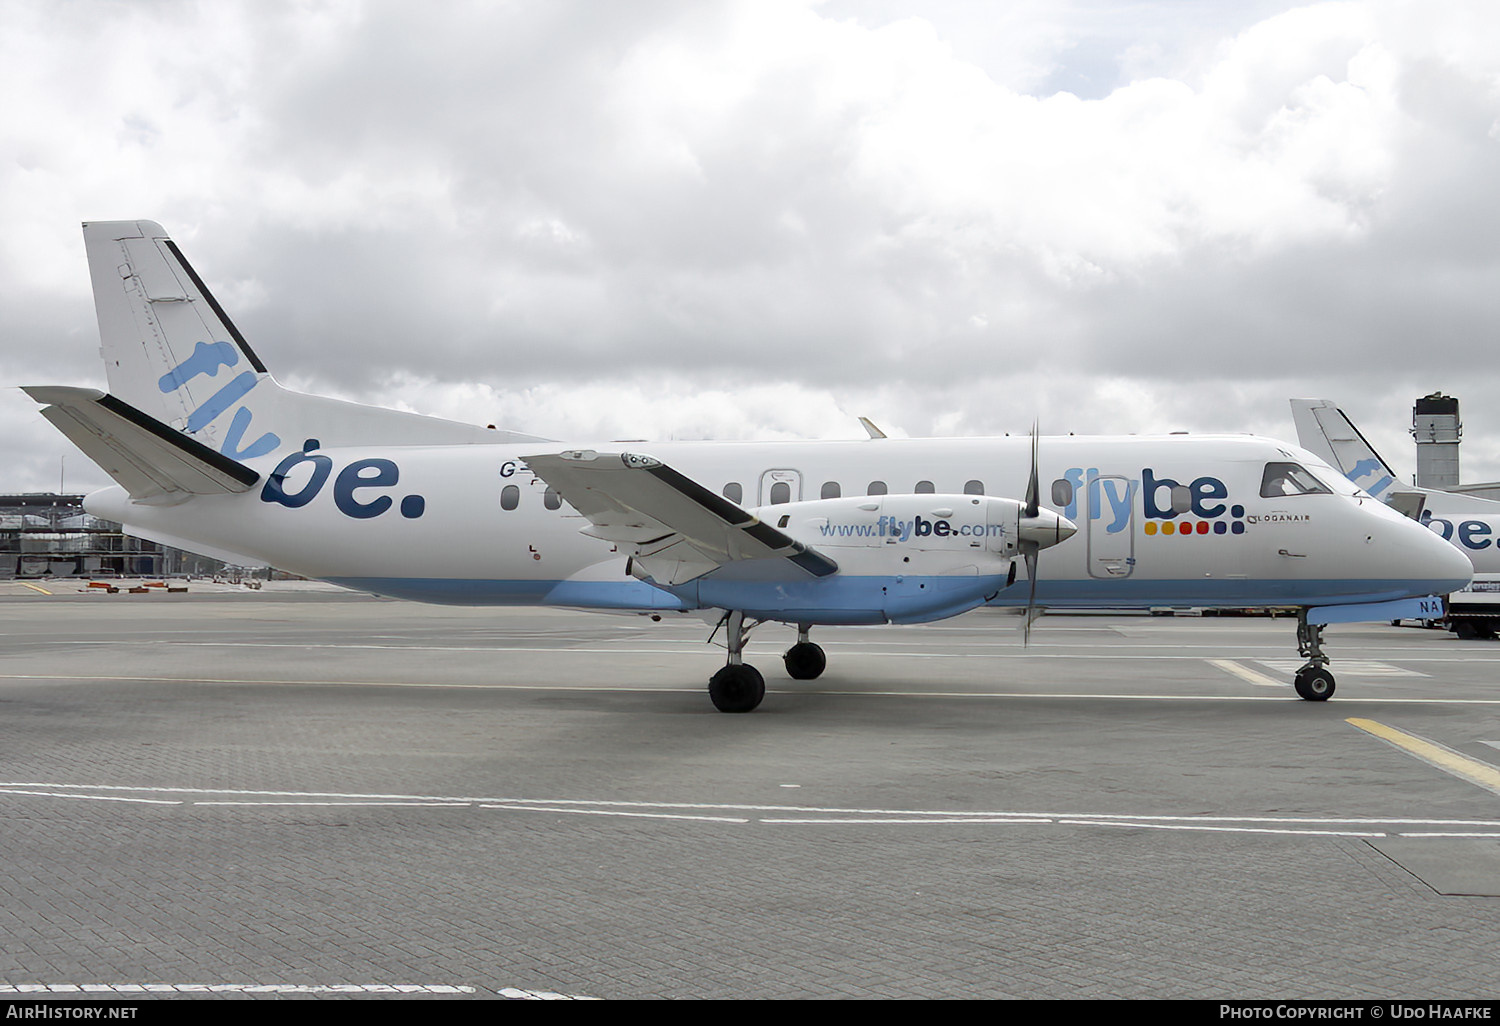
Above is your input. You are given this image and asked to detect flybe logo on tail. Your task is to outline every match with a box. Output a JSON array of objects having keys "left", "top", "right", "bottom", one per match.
[
  {"left": 1060, "top": 468, "right": 1247, "bottom": 537},
  {"left": 158, "top": 341, "right": 281, "bottom": 459},
  {"left": 1344, "top": 458, "right": 1397, "bottom": 500}
]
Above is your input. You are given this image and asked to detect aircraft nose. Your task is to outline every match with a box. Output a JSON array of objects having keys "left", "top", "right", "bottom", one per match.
[{"left": 1404, "top": 517, "right": 1475, "bottom": 595}]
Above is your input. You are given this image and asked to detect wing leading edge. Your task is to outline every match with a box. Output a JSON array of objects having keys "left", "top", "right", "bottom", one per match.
[{"left": 524, "top": 450, "right": 838, "bottom": 586}]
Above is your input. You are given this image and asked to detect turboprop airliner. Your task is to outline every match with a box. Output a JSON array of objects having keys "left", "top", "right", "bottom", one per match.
[{"left": 24, "top": 222, "right": 1472, "bottom": 711}]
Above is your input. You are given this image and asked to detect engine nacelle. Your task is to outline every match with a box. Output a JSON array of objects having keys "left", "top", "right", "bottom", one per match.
[
  {"left": 676, "top": 494, "right": 1076, "bottom": 626},
  {"left": 758, "top": 494, "right": 1042, "bottom": 575}
]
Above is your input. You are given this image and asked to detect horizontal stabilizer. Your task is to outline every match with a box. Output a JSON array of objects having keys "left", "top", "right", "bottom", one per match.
[
  {"left": 526, "top": 450, "right": 838, "bottom": 585},
  {"left": 25, "top": 385, "right": 260, "bottom": 501}
]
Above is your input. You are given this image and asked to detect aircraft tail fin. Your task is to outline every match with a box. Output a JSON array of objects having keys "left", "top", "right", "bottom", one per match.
[
  {"left": 82, "top": 220, "right": 545, "bottom": 460},
  {"left": 24, "top": 386, "right": 260, "bottom": 502},
  {"left": 1290, "top": 399, "right": 1406, "bottom": 503}
]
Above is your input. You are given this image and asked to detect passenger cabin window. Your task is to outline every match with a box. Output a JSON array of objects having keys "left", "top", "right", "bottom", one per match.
[
  {"left": 544, "top": 488, "right": 562, "bottom": 511},
  {"left": 1050, "top": 479, "right": 1073, "bottom": 506},
  {"left": 964, "top": 480, "right": 985, "bottom": 495},
  {"left": 769, "top": 482, "right": 791, "bottom": 504},
  {"left": 867, "top": 480, "right": 888, "bottom": 496},
  {"left": 915, "top": 480, "right": 935, "bottom": 493},
  {"left": 1260, "top": 462, "right": 1332, "bottom": 498},
  {"left": 821, "top": 481, "right": 841, "bottom": 499},
  {"left": 500, "top": 484, "right": 520, "bottom": 511},
  {"left": 723, "top": 482, "right": 743, "bottom": 504}
]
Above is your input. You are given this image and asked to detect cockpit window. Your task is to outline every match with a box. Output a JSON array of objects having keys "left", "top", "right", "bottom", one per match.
[{"left": 1260, "top": 462, "right": 1332, "bottom": 498}]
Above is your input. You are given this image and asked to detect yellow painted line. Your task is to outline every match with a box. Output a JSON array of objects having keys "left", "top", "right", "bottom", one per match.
[
  {"left": 1209, "top": 658, "right": 1285, "bottom": 688},
  {"left": 1347, "top": 718, "right": 1500, "bottom": 797},
  {"left": 19, "top": 583, "right": 52, "bottom": 595}
]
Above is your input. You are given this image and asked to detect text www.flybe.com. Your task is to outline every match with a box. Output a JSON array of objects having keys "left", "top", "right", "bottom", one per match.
[{"left": 819, "top": 516, "right": 1004, "bottom": 543}]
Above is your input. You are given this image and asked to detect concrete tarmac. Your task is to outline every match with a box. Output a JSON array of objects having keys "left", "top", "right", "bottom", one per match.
[{"left": 2, "top": 582, "right": 1499, "bottom": 1000}]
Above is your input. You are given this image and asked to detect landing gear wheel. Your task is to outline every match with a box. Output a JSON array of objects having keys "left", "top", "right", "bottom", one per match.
[
  {"left": 783, "top": 642, "right": 827, "bottom": 680},
  {"left": 1294, "top": 666, "right": 1336, "bottom": 702},
  {"left": 709, "top": 664, "right": 766, "bottom": 713}
]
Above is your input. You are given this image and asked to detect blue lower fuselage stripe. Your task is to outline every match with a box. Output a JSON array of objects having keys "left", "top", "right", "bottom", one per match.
[{"left": 322, "top": 576, "right": 1461, "bottom": 619}]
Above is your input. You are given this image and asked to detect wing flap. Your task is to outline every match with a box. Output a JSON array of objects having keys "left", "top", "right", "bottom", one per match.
[
  {"left": 525, "top": 450, "right": 838, "bottom": 585},
  {"left": 25, "top": 385, "right": 260, "bottom": 501}
]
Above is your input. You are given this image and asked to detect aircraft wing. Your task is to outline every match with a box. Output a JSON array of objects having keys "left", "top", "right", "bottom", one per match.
[
  {"left": 524, "top": 450, "right": 838, "bottom": 586},
  {"left": 25, "top": 386, "right": 260, "bottom": 501}
]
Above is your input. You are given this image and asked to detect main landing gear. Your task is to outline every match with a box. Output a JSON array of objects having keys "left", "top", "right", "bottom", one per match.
[
  {"left": 708, "top": 611, "right": 766, "bottom": 713},
  {"left": 706, "top": 615, "right": 828, "bottom": 713},
  {"left": 1293, "top": 610, "right": 1335, "bottom": 702},
  {"left": 783, "top": 624, "right": 827, "bottom": 681}
]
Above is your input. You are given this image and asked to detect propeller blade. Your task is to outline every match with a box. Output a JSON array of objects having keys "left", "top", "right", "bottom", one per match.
[
  {"left": 1023, "top": 544, "right": 1038, "bottom": 647},
  {"left": 1025, "top": 421, "right": 1040, "bottom": 518},
  {"left": 1019, "top": 422, "right": 1050, "bottom": 647}
]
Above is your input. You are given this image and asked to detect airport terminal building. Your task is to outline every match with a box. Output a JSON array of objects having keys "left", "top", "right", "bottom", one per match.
[{"left": 0, "top": 493, "right": 220, "bottom": 579}]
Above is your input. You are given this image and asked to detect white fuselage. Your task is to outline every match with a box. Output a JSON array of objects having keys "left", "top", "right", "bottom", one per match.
[{"left": 87, "top": 432, "right": 1473, "bottom": 624}]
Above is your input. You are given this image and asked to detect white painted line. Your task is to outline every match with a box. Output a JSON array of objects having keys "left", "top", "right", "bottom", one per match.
[
  {"left": 0, "top": 672, "right": 702, "bottom": 693},
  {"left": 763, "top": 817, "right": 1054, "bottom": 825},
  {"left": 10, "top": 672, "right": 1500, "bottom": 705},
  {"left": 479, "top": 803, "right": 750, "bottom": 824},
  {"left": 0, "top": 983, "right": 480, "bottom": 995},
  {"left": 496, "top": 987, "right": 601, "bottom": 1000},
  {"left": 10, "top": 782, "right": 1500, "bottom": 829},
  {"left": 1208, "top": 659, "right": 1285, "bottom": 688},
  {"left": 1056, "top": 819, "right": 1388, "bottom": 838},
  {"left": 1396, "top": 832, "right": 1500, "bottom": 838},
  {"left": 10, "top": 780, "right": 1500, "bottom": 842},
  {"left": 0, "top": 787, "right": 181, "bottom": 804},
  {"left": 194, "top": 801, "right": 472, "bottom": 807},
  {"left": 1257, "top": 659, "right": 1427, "bottom": 677}
]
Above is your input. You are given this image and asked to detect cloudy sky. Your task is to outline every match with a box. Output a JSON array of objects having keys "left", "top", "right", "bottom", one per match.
[{"left": 3, "top": 0, "right": 1498, "bottom": 495}]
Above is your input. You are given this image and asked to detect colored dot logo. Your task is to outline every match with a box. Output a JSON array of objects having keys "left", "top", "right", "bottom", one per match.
[{"left": 1144, "top": 505, "right": 1246, "bottom": 536}]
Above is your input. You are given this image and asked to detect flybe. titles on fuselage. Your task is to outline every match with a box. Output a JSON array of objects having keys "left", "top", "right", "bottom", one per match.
[
  {"left": 1423, "top": 512, "right": 1498, "bottom": 551},
  {"left": 1059, "top": 467, "right": 1249, "bottom": 537}
]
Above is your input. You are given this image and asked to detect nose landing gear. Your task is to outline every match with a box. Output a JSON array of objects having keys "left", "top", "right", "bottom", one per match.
[{"left": 1293, "top": 610, "right": 1336, "bottom": 701}]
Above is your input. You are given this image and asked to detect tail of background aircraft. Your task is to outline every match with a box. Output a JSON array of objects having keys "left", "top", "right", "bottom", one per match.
[
  {"left": 1294, "top": 397, "right": 1500, "bottom": 521},
  {"left": 81, "top": 220, "right": 546, "bottom": 461},
  {"left": 1290, "top": 399, "right": 1404, "bottom": 499},
  {"left": 1291, "top": 398, "right": 1438, "bottom": 519}
]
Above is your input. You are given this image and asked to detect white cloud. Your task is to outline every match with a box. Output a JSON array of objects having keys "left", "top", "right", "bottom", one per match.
[{"left": 3, "top": 0, "right": 1500, "bottom": 493}]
